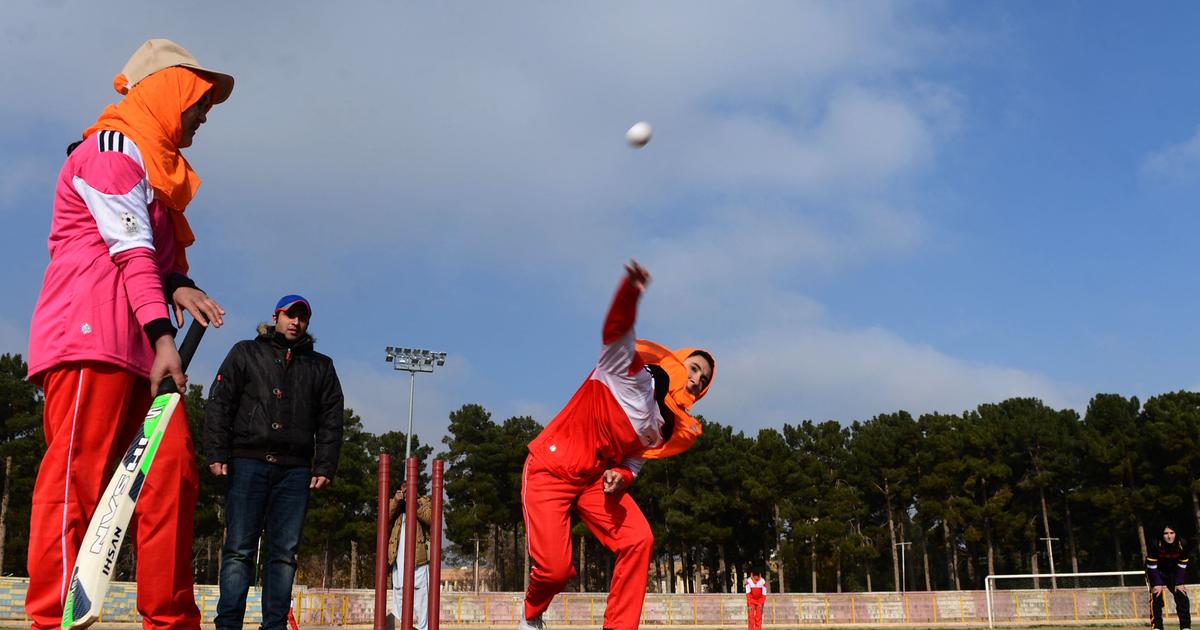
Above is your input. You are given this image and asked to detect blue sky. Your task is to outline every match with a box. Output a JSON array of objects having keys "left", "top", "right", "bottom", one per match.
[{"left": 3, "top": 2, "right": 1200, "bottom": 448}]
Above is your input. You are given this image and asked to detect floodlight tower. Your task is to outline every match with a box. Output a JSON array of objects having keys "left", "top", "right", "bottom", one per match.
[{"left": 384, "top": 346, "right": 447, "bottom": 462}]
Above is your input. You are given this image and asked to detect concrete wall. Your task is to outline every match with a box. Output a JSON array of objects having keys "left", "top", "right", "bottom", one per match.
[{"left": 0, "top": 578, "right": 1173, "bottom": 626}]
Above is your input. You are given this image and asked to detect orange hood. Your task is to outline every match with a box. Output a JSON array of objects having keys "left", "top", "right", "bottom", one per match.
[
  {"left": 84, "top": 66, "right": 214, "bottom": 273},
  {"left": 636, "top": 339, "right": 714, "bottom": 459}
]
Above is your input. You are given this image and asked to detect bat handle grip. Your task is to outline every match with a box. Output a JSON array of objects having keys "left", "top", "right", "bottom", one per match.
[{"left": 156, "top": 320, "right": 207, "bottom": 396}]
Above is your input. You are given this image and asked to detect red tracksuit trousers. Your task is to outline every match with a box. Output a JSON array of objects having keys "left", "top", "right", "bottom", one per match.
[
  {"left": 747, "top": 602, "right": 763, "bottom": 630},
  {"left": 522, "top": 456, "right": 653, "bottom": 630},
  {"left": 26, "top": 362, "right": 201, "bottom": 630}
]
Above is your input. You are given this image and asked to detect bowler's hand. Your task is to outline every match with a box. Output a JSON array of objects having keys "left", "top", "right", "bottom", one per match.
[
  {"left": 602, "top": 469, "right": 627, "bottom": 494},
  {"left": 209, "top": 463, "right": 228, "bottom": 476},
  {"left": 173, "top": 286, "right": 225, "bottom": 328},
  {"left": 310, "top": 476, "right": 331, "bottom": 489},
  {"left": 624, "top": 259, "right": 650, "bottom": 292}
]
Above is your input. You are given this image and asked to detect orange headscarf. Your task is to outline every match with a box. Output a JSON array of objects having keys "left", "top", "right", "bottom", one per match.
[
  {"left": 636, "top": 340, "right": 715, "bottom": 459},
  {"left": 84, "top": 67, "right": 214, "bottom": 272}
]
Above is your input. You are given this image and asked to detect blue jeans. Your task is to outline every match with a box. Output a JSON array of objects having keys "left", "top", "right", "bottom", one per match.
[{"left": 215, "top": 458, "right": 311, "bottom": 630}]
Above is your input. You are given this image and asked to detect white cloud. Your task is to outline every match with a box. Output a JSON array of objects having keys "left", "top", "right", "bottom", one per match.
[
  {"left": 1141, "top": 125, "right": 1200, "bottom": 185},
  {"left": 701, "top": 323, "right": 1085, "bottom": 429},
  {"left": 0, "top": 3, "right": 1084, "bottom": 431}
]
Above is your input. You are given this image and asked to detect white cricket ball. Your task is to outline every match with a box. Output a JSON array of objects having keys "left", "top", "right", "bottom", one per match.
[{"left": 626, "top": 121, "right": 652, "bottom": 148}]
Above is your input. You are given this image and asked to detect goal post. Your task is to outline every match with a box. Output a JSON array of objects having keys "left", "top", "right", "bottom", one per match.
[{"left": 985, "top": 570, "right": 1146, "bottom": 628}]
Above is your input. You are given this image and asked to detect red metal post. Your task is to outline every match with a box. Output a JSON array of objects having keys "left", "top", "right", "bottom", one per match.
[
  {"left": 373, "top": 453, "right": 391, "bottom": 630},
  {"left": 429, "top": 459, "right": 444, "bottom": 630},
  {"left": 401, "top": 458, "right": 419, "bottom": 630}
]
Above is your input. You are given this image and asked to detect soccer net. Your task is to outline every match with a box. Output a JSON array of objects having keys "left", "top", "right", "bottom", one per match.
[{"left": 985, "top": 571, "right": 1146, "bottom": 628}]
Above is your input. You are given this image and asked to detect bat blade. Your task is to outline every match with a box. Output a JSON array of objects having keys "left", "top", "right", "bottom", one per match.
[{"left": 61, "top": 391, "right": 182, "bottom": 629}]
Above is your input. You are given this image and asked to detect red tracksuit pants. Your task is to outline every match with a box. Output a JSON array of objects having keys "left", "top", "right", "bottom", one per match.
[
  {"left": 747, "top": 601, "right": 764, "bottom": 630},
  {"left": 522, "top": 456, "right": 653, "bottom": 630},
  {"left": 26, "top": 362, "right": 201, "bottom": 630}
]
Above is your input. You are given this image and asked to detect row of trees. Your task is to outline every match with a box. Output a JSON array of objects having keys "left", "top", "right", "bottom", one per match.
[{"left": 1, "top": 352, "right": 1197, "bottom": 593}]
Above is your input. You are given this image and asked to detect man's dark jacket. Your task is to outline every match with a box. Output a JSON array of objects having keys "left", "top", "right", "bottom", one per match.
[{"left": 205, "top": 325, "right": 345, "bottom": 478}]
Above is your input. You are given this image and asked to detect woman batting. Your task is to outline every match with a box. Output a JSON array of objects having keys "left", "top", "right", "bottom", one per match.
[{"left": 25, "top": 39, "right": 232, "bottom": 630}]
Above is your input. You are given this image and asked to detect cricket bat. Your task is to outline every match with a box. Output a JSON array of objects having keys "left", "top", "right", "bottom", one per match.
[{"left": 61, "top": 320, "right": 206, "bottom": 629}]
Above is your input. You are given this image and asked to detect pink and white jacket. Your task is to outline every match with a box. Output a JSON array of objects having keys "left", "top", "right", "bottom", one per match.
[
  {"left": 526, "top": 277, "right": 666, "bottom": 487},
  {"left": 28, "top": 131, "right": 188, "bottom": 383}
]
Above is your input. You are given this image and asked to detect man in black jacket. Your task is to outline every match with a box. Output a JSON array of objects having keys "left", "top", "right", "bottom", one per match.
[{"left": 205, "top": 294, "right": 345, "bottom": 630}]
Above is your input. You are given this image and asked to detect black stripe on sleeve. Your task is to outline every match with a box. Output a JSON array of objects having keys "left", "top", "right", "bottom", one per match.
[{"left": 117, "top": 132, "right": 124, "bottom": 153}]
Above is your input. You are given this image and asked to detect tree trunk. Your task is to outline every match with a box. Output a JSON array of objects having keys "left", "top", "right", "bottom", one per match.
[
  {"left": 922, "top": 538, "right": 932, "bottom": 591},
  {"left": 1113, "top": 531, "right": 1125, "bottom": 587},
  {"left": 965, "top": 546, "right": 975, "bottom": 588},
  {"left": 653, "top": 552, "right": 663, "bottom": 594},
  {"left": 835, "top": 551, "right": 843, "bottom": 593},
  {"left": 1193, "top": 490, "right": 1200, "bottom": 547},
  {"left": 513, "top": 525, "right": 520, "bottom": 592},
  {"left": 719, "top": 544, "right": 729, "bottom": 593},
  {"left": 773, "top": 504, "right": 786, "bottom": 593},
  {"left": 944, "top": 521, "right": 959, "bottom": 590},
  {"left": 667, "top": 548, "right": 675, "bottom": 593},
  {"left": 0, "top": 456, "right": 10, "bottom": 574},
  {"left": 984, "top": 520, "right": 996, "bottom": 577},
  {"left": 684, "top": 548, "right": 693, "bottom": 593},
  {"left": 1136, "top": 516, "right": 1148, "bottom": 561},
  {"left": 884, "top": 483, "right": 900, "bottom": 591},
  {"left": 322, "top": 539, "right": 331, "bottom": 589},
  {"left": 350, "top": 540, "right": 358, "bottom": 589},
  {"left": 810, "top": 539, "right": 817, "bottom": 593},
  {"left": 1065, "top": 500, "right": 1080, "bottom": 588},
  {"left": 473, "top": 536, "right": 481, "bottom": 593},
  {"left": 524, "top": 528, "right": 531, "bottom": 591},
  {"left": 866, "top": 567, "right": 873, "bottom": 592},
  {"left": 1038, "top": 486, "right": 1057, "bottom": 588},
  {"left": 1030, "top": 538, "right": 1040, "bottom": 590},
  {"left": 491, "top": 527, "right": 504, "bottom": 590},
  {"left": 576, "top": 534, "right": 585, "bottom": 591}
]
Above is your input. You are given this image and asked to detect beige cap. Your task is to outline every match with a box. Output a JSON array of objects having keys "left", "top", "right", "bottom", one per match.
[{"left": 117, "top": 38, "right": 234, "bottom": 104}]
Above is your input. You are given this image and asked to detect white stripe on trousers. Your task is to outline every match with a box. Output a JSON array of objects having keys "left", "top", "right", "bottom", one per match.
[{"left": 60, "top": 367, "right": 85, "bottom": 605}]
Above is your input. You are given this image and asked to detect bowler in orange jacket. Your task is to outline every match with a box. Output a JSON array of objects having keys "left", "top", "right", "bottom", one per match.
[{"left": 520, "top": 260, "right": 715, "bottom": 630}]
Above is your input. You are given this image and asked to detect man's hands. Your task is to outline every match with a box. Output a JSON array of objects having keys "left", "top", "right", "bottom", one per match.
[
  {"left": 625, "top": 259, "right": 650, "bottom": 293},
  {"left": 172, "top": 286, "right": 225, "bottom": 328},
  {"left": 1153, "top": 584, "right": 1187, "bottom": 595},
  {"left": 1154, "top": 585, "right": 1165, "bottom": 595},
  {"left": 207, "top": 462, "right": 331, "bottom": 490},
  {"left": 602, "top": 469, "right": 628, "bottom": 494},
  {"left": 150, "top": 335, "right": 185, "bottom": 393}
]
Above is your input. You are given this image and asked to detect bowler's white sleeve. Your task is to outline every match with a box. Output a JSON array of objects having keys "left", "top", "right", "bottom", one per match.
[{"left": 619, "top": 454, "right": 646, "bottom": 478}]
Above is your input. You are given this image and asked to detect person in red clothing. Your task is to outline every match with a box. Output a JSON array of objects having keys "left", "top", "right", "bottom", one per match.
[
  {"left": 745, "top": 571, "right": 768, "bottom": 630},
  {"left": 520, "top": 260, "right": 715, "bottom": 630},
  {"left": 24, "top": 39, "right": 232, "bottom": 630}
]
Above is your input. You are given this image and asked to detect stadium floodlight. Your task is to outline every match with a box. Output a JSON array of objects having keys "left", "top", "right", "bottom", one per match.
[{"left": 385, "top": 346, "right": 447, "bottom": 463}]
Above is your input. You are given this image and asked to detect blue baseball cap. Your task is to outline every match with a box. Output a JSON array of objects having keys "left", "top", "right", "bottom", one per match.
[{"left": 275, "top": 294, "right": 312, "bottom": 316}]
